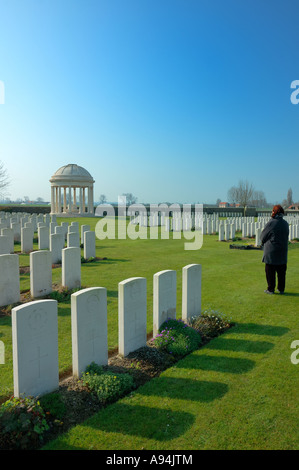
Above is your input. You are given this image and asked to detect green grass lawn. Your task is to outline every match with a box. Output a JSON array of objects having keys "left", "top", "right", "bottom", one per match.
[{"left": 1, "top": 217, "right": 299, "bottom": 449}]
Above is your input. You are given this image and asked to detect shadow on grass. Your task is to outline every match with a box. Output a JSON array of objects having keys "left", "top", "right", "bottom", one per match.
[
  {"left": 0, "top": 316, "right": 11, "bottom": 326},
  {"left": 176, "top": 354, "right": 255, "bottom": 374},
  {"left": 98, "top": 258, "right": 131, "bottom": 264},
  {"left": 137, "top": 377, "right": 228, "bottom": 402},
  {"left": 107, "top": 289, "right": 118, "bottom": 299},
  {"left": 225, "top": 323, "right": 289, "bottom": 337},
  {"left": 204, "top": 337, "right": 274, "bottom": 354},
  {"left": 81, "top": 403, "right": 195, "bottom": 441},
  {"left": 57, "top": 305, "right": 71, "bottom": 317}
]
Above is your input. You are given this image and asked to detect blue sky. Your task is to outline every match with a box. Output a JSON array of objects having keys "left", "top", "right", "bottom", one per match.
[{"left": 0, "top": 0, "right": 299, "bottom": 204}]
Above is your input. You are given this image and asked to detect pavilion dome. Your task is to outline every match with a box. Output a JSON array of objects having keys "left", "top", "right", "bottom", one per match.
[{"left": 50, "top": 164, "right": 94, "bottom": 183}]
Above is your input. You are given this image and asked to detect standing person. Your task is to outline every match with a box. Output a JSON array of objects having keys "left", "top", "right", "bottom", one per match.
[{"left": 260, "top": 205, "right": 289, "bottom": 294}]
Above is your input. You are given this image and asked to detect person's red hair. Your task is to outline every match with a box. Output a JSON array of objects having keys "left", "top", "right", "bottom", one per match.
[{"left": 272, "top": 204, "right": 284, "bottom": 218}]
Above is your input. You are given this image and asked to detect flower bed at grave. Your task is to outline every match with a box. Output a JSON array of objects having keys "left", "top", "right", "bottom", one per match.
[{"left": 0, "top": 312, "right": 233, "bottom": 450}]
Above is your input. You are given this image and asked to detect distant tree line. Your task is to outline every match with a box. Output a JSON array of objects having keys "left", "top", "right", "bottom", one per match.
[
  {"left": 225, "top": 180, "right": 296, "bottom": 215},
  {"left": 281, "top": 188, "right": 294, "bottom": 209}
]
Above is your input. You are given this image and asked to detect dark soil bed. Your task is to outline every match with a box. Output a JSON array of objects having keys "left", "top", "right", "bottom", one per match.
[
  {"left": 42, "top": 340, "right": 177, "bottom": 444},
  {"left": 39, "top": 324, "right": 226, "bottom": 449},
  {"left": 0, "top": 286, "right": 232, "bottom": 450},
  {"left": 229, "top": 244, "right": 262, "bottom": 250}
]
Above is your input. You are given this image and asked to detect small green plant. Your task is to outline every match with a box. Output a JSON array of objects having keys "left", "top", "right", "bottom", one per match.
[
  {"left": 85, "top": 362, "right": 104, "bottom": 375},
  {"left": 0, "top": 396, "right": 49, "bottom": 450},
  {"left": 48, "top": 287, "right": 81, "bottom": 302},
  {"left": 39, "top": 393, "right": 66, "bottom": 420},
  {"left": 189, "top": 309, "right": 233, "bottom": 338},
  {"left": 152, "top": 318, "right": 202, "bottom": 358},
  {"left": 130, "top": 361, "right": 141, "bottom": 370},
  {"left": 81, "top": 363, "right": 135, "bottom": 404},
  {"left": 81, "top": 256, "right": 96, "bottom": 263}
]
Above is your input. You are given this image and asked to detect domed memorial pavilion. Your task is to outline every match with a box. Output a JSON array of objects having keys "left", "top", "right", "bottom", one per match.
[{"left": 49, "top": 164, "right": 95, "bottom": 216}]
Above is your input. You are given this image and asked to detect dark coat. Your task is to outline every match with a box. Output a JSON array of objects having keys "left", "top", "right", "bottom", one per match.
[{"left": 260, "top": 214, "right": 289, "bottom": 265}]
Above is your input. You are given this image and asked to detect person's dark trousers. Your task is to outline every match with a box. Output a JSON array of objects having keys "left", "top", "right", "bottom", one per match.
[{"left": 265, "top": 264, "right": 287, "bottom": 293}]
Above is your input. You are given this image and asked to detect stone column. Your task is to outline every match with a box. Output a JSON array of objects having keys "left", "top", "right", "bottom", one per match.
[
  {"left": 63, "top": 187, "right": 67, "bottom": 213},
  {"left": 88, "top": 186, "right": 92, "bottom": 214},
  {"left": 89, "top": 185, "right": 94, "bottom": 215},
  {"left": 57, "top": 187, "right": 61, "bottom": 213},
  {"left": 51, "top": 186, "right": 55, "bottom": 214},
  {"left": 73, "top": 187, "right": 76, "bottom": 210},
  {"left": 55, "top": 187, "right": 58, "bottom": 213},
  {"left": 79, "top": 188, "right": 83, "bottom": 214},
  {"left": 82, "top": 187, "right": 86, "bottom": 213},
  {"left": 68, "top": 186, "right": 72, "bottom": 212}
]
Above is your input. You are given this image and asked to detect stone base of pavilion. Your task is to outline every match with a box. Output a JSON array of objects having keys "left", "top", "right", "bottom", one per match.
[{"left": 50, "top": 211, "right": 96, "bottom": 217}]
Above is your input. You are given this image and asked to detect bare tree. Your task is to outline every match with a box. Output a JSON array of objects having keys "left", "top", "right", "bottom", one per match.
[
  {"left": 99, "top": 194, "right": 107, "bottom": 204},
  {"left": 251, "top": 190, "right": 267, "bottom": 208},
  {"left": 122, "top": 193, "right": 138, "bottom": 205},
  {"left": 282, "top": 187, "right": 294, "bottom": 208},
  {"left": 0, "top": 161, "right": 10, "bottom": 199},
  {"left": 227, "top": 186, "right": 239, "bottom": 204},
  {"left": 227, "top": 180, "right": 254, "bottom": 215},
  {"left": 287, "top": 188, "right": 293, "bottom": 207}
]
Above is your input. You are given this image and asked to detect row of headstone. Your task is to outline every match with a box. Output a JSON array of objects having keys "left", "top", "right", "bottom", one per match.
[
  {"left": 129, "top": 212, "right": 299, "bottom": 244},
  {"left": 0, "top": 221, "right": 95, "bottom": 260},
  {"left": 0, "top": 212, "right": 51, "bottom": 236},
  {"left": 31, "top": 246, "right": 82, "bottom": 295},
  {"left": 128, "top": 213, "right": 299, "bottom": 241},
  {"left": 0, "top": 244, "right": 90, "bottom": 306},
  {"left": 11, "top": 263, "right": 201, "bottom": 398},
  {"left": 129, "top": 213, "right": 207, "bottom": 232}
]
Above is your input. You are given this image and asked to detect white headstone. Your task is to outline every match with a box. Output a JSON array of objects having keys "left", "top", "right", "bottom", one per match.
[
  {"left": 71, "top": 221, "right": 79, "bottom": 230},
  {"left": 50, "top": 222, "right": 57, "bottom": 234},
  {"left": 118, "top": 277, "right": 147, "bottom": 356},
  {"left": 0, "top": 254, "right": 20, "bottom": 307},
  {"left": 24, "top": 222, "right": 34, "bottom": 237},
  {"left": 12, "top": 299, "right": 59, "bottom": 398},
  {"left": 54, "top": 226, "right": 64, "bottom": 236},
  {"left": 61, "top": 222, "right": 69, "bottom": 239},
  {"left": 11, "top": 222, "right": 21, "bottom": 242},
  {"left": 38, "top": 225, "right": 50, "bottom": 250},
  {"left": 255, "top": 228, "right": 261, "bottom": 247},
  {"left": 62, "top": 247, "right": 81, "bottom": 289},
  {"left": 182, "top": 264, "right": 201, "bottom": 322},
  {"left": 0, "top": 235, "right": 10, "bottom": 255},
  {"left": 218, "top": 224, "right": 224, "bottom": 241},
  {"left": 224, "top": 223, "right": 230, "bottom": 241},
  {"left": 153, "top": 269, "right": 176, "bottom": 337},
  {"left": 67, "top": 231, "right": 80, "bottom": 248},
  {"left": 21, "top": 227, "right": 33, "bottom": 253},
  {"left": 71, "top": 287, "right": 108, "bottom": 377},
  {"left": 68, "top": 224, "right": 79, "bottom": 234},
  {"left": 30, "top": 250, "right": 52, "bottom": 298},
  {"left": 44, "top": 214, "right": 50, "bottom": 226},
  {"left": 230, "top": 223, "right": 236, "bottom": 239},
  {"left": 50, "top": 233, "right": 64, "bottom": 263},
  {"left": 0, "top": 340, "right": 4, "bottom": 364},
  {"left": 81, "top": 224, "right": 90, "bottom": 245},
  {"left": 83, "top": 231, "right": 96, "bottom": 259}
]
